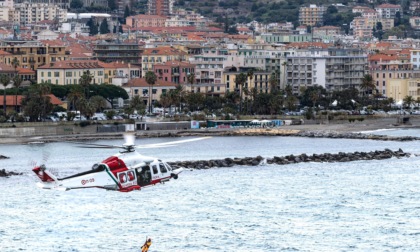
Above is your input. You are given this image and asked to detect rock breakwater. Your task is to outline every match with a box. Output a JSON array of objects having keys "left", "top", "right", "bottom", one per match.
[
  {"left": 0, "top": 169, "right": 22, "bottom": 177},
  {"left": 221, "top": 129, "right": 420, "bottom": 141},
  {"left": 168, "top": 148, "right": 410, "bottom": 169}
]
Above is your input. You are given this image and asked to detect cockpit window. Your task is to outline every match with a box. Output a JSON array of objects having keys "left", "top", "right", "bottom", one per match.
[
  {"left": 159, "top": 163, "right": 167, "bottom": 173},
  {"left": 152, "top": 165, "right": 158, "bottom": 174},
  {"left": 164, "top": 162, "right": 172, "bottom": 171}
]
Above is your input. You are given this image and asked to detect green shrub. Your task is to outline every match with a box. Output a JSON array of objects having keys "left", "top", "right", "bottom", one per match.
[{"left": 357, "top": 117, "right": 364, "bottom": 122}]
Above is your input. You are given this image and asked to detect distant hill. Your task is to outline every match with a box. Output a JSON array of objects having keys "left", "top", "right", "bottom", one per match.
[{"left": 175, "top": 0, "right": 356, "bottom": 25}]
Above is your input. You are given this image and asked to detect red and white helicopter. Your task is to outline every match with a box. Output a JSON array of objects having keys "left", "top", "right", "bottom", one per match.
[{"left": 32, "top": 135, "right": 210, "bottom": 192}]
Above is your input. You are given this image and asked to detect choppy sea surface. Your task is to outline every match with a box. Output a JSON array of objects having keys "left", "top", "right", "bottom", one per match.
[{"left": 1, "top": 130, "right": 420, "bottom": 252}]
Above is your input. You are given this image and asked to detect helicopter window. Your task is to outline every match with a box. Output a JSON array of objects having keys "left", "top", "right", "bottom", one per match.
[
  {"left": 92, "top": 163, "right": 99, "bottom": 170},
  {"left": 152, "top": 165, "right": 158, "bottom": 174},
  {"left": 159, "top": 163, "right": 167, "bottom": 173},
  {"left": 119, "top": 173, "right": 127, "bottom": 183},
  {"left": 164, "top": 162, "right": 172, "bottom": 171},
  {"left": 127, "top": 171, "right": 135, "bottom": 181}
]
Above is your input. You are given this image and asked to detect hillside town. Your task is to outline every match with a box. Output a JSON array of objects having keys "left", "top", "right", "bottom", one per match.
[{"left": 0, "top": 0, "right": 419, "bottom": 122}]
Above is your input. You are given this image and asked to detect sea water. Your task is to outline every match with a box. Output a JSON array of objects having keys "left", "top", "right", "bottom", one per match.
[{"left": 0, "top": 132, "right": 419, "bottom": 251}]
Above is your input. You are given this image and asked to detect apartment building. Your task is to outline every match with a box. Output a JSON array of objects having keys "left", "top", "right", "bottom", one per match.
[
  {"left": 13, "top": 3, "right": 67, "bottom": 25},
  {"left": 223, "top": 67, "right": 271, "bottom": 95},
  {"left": 148, "top": 0, "right": 173, "bottom": 16},
  {"left": 142, "top": 46, "right": 187, "bottom": 76},
  {"left": 14, "top": 0, "right": 70, "bottom": 9},
  {"left": 94, "top": 42, "right": 143, "bottom": 65},
  {"left": 313, "top": 26, "right": 341, "bottom": 36},
  {"left": 189, "top": 47, "right": 227, "bottom": 86},
  {"left": 37, "top": 60, "right": 105, "bottom": 85},
  {"left": 0, "top": 40, "right": 69, "bottom": 70},
  {"left": 375, "top": 4, "right": 401, "bottom": 19},
  {"left": 126, "top": 14, "right": 167, "bottom": 28},
  {"left": 388, "top": 74, "right": 420, "bottom": 102},
  {"left": 369, "top": 51, "right": 413, "bottom": 96},
  {"left": 299, "top": 4, "right": 326, "bottom": 26},
  {"left": 123, "top": 78, "right": 177, "bottom": 106},
  {"left": 153, "top": 61, "right": 195, "bottom": 84},
  {"left": 352, "top": 16, "right": 394, "bottom": 39},
  {"left": 285, "top": 48, "right": 368, "bottom": 93}
]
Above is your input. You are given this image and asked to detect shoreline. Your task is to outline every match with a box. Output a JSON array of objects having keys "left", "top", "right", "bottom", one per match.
[{"left": 1, "top": 117, "right": 420, "bottom": 144}]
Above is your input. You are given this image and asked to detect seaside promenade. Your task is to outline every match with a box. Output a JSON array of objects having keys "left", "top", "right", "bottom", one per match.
[{"left": 0, "top": 116, "right": 418, "bottom": 145}]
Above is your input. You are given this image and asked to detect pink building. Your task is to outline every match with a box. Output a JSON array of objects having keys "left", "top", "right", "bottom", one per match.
[
  {"left": 126, "top": 14, "right": 167, "bottom": 28},
  {"left": 153, "top": 61, "right": 195, "bottom": 84}
]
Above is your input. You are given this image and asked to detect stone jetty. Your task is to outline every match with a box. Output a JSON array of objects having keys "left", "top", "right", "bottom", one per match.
[
  {"left": 0, "top": 168, "right": 22, "bottom": 177},
  {"left": 220, "top": 128, "right": 420, "bottom": 141},
  {"left": 168, "top": 148, "right": 410, "bottom": 169}
]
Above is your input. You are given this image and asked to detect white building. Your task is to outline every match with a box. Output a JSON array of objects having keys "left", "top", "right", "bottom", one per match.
[{"left": 13, "top": 3, "right": 67, "bottom": 25}]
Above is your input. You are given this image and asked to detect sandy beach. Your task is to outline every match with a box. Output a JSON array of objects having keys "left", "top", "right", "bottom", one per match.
[{"left": 1, "top": 116, "right": 419, "bottom": 145}]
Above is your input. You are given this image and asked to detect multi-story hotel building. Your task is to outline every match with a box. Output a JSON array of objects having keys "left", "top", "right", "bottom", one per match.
[
  {"left": 0, "top": 40, "right": 69, "bottom": 70},
  {"left": 285, "top": 48, "right": 368, "bottom": 93},
  {"left": 37, "top": 60, "right": 105, "bottom": 85},
  {"left": 148, "top": 0, "right": 173, "bottom": 16},
  {"left": 13, "top": 3, "right": 67, "bottom": 25},
  {"left": 299, "top": 4, "right": 326, "bottom": 26},
  {"left": 94, "top": 42, "right": 143, "bottom": 65},
  {"left": 125, "top": 14, "right": 167, "bottom": 28}
]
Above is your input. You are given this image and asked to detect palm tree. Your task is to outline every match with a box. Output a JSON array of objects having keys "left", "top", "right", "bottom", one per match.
[
  {"left": 11, "top": 57, "right": 20, "bottom": 75},
  {"left": 187, "top": 72, "right": 195, "bottom": 92},
  {"left": 0, "top": 74, "right": 11, "bottom": 113},
  {"left": 235, "top": 72, "right": 247, "bottom": 114},
  {"left": 145, "top": 71, "right": 157, "bottom": 114},
  {"left": 12, "top": 75, "right": 22, "bottom": 112},
  {"left": 89, "top": 95, "right": 107, "bottom": 113},
  {"left": 79, "top": 70, "right": 93, "bottom": 98},
  {"left": 67, "top": 87, "right": 84, "bottom": 112},
  {"left": 403, "top": 95, "right": 415, "bottom": 110},
  {"left": 360, "top": 74, "right": 375, "bottom": 97}
]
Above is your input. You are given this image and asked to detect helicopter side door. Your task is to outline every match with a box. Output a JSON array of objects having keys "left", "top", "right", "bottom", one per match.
[
  {"left": 117, "top": 170, "right": 137, "bottom": 189},
  {"left": 150, "top": 160, "right": 170, "bottom": 183}
]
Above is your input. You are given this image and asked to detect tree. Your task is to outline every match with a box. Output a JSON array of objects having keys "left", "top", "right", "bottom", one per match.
[
  {"left": 87, "top": 18, "right": 98, "bottom": 36},
  {"left": 403, "top": 95, "right": 415, "bottom": 109},
  {"left": 95, "top": 84, "right": 129, "bottom": 109},
  {"left": 360, "top": 74, "right": 375, "bottom": 97},
  {"left": 12, "top": 76, "right": 22, "bottom": 112},
  {"left": 70, "top": 0, "right": 83, "bottom": 9},
  {"left": 99, "top": 19, "right": 110, "bottom": 34},
  {"left": 0, "top": 74, "right": 11, "bottom": 113},
  {"left": 79, "top": 70, "right": 93, "bottom": 98},
  {"left": 235, "top": 72, "right": 247, "bottom": 114},
  {"left": 11, "top": 57, "right": 19, "bottom": 74},
  {"left": 89, "top": 95, "right": 107, "bottom": 112},
  {"left": 125, "top": 95, "right": 146, "bottom": 120},
  {"left": 107, "top": 0, "right": 117, "bottom": 10},
  {"left": 145, "top": 71, "right": 157, "bottom": 114},
  {"left": 67, "top": 86, "right": 84, "bottom": 111},
  {"left": 21, "top": 83, "right": 53, "bottom": 121},
  {"left": 124, "top": 5, "right": 130, "bottom": 19}
]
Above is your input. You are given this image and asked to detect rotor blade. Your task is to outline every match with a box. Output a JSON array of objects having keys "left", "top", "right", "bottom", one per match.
[
  {"left": 76, "top": 145, "right": 123, "bottom": 149},
  {"left": 72, "top": 142, "right": 123, "bottom": 149},
  {"left": 135, "top": 137, "right": 211, "bottom": 149}
]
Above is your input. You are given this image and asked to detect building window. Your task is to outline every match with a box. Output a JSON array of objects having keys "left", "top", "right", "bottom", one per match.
[
  {"left": 41, "top": 72, "right": 44, "bottom": 77},
  {"left": 134, "top": 89, "right": 138, "bottom": 95},
  {"left": 54, "top": 72, "right": 59, "bottom": 77},
  {"left": 383, "top": 81, "right": 385, "bottom": 86},
  {"left": 66, "top": 72, "right": 72, "bottom": 77},
  {"left": 48, "top": 72, "right": 51, "bottom": 77}
]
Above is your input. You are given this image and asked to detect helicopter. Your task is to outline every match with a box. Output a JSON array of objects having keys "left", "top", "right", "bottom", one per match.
[{"left": 32, "top": 135, "right": 210, "bottom": 192}]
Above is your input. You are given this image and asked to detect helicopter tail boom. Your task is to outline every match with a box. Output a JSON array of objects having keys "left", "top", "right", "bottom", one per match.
[{"left": 33, "top": 165, "right": 58, "bottom": 182}]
